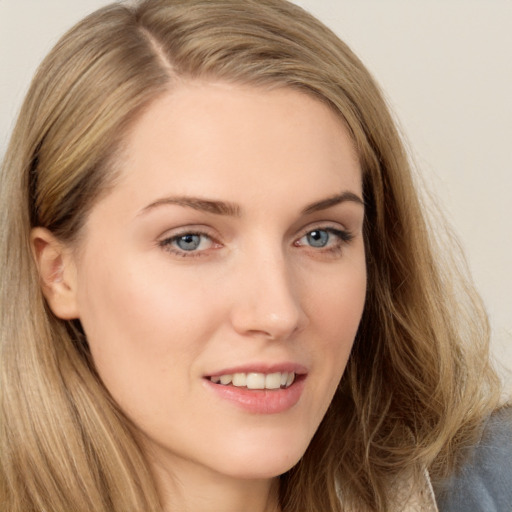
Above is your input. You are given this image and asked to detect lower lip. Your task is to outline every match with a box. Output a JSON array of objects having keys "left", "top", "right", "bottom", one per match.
[{"left": 204, "top": 376, "right": 306, "bottom": 414}]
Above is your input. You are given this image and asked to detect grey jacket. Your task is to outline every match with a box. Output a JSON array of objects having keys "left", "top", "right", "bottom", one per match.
[{"left": 434, "top": 407, "right": 512, "bottom": 512}]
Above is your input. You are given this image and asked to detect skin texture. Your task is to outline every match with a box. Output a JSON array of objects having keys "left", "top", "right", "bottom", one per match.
[{"left": 34, "top": 83, "right": 367, "bottom": 512}]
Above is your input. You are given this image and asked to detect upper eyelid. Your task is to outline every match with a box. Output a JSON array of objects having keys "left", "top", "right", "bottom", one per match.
[
  {"left": 159, "top": 225, "right": 217, "bottom": 241},
  {"left": 296, "top": 221, "right": 350, "bottom": 236},
  {"left": 157, "top": 228, "right": 215, "bottom": 248},
  {"left": 158, "top": 222, "right": 350, "bottom": 240},
  {"left": 296, "top": 226, "right": 353, "bottom": 243},
  {"left": 160, "top": 232, "right": 215, "bottom": 247}
]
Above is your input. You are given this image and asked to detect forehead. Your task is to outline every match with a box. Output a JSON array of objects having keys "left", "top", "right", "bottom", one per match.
[{"left": 104, "top": 82, "right": 362, "bottom": 215}]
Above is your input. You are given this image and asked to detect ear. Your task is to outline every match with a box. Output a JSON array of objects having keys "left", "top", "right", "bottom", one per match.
[{"left": 31, "top": 227, "right": 80, "bottom": 320}]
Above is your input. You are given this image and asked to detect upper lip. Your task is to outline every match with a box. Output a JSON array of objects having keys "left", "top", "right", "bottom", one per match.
[{"left": 205, "top": 362, "right": 308, "bottom": 378}]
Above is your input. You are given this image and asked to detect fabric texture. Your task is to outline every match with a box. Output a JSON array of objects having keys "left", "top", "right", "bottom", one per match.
[
  {"left": 392, "top": 468, "right": 439, "bottom": 512},
  {"left": 433, "top": 406, "right": 512, "bottom": 512}
]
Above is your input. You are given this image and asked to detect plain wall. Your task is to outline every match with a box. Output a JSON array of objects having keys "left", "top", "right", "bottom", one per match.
[{"left": 1, "top": 0, "right": 511, "bottom": 389}]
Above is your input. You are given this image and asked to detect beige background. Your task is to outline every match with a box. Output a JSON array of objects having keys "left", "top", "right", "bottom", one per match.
[{"left": 1, "top": 0, "right": 511, "bottom": 392}]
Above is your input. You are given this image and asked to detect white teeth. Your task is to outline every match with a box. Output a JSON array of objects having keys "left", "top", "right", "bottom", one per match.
[
  {"left": 232, "top": 373, "right": 247, "bottom": 387},
  {"left": 246, "top": 373, "right": 266, "bottom": 389},
  {"left": 209, "top": 371, "right": 296, "bottom": 389},
  {"left": 265, "top": 372, "right": 281, "bottom": 389},
  {"left": 220, "top": 374, "right": 232, "bottom": 385}
]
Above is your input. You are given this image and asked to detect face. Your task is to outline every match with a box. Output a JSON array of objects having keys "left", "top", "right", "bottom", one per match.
[{"left": 69, "top": 83, "right": 366, "bottom": 483}]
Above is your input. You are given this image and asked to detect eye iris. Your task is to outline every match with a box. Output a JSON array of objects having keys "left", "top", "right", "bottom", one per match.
[
  {"left": 176, "top": 234, "right": 201, "bottom": 251},
  {"left": 307, "top": 230, "right": 329, "bottom": 248}
]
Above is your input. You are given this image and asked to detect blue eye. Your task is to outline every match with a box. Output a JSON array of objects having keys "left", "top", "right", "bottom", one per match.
[
  {"left": 159, "top": 232, "right": 215, "bottom": 256},
  {"left": 306, "top": 229, "right": 330, "bottom": 248},
  {"left": 295, "top": 227, "right": 353, "bottom": 253},
  {"left": 175, "top": 234, "right": 202, "bottom": 251}
]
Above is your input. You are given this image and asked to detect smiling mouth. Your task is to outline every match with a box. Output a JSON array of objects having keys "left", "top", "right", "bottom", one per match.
[{"left": 208, "top": 371, "right": 296, "bottom": 390}]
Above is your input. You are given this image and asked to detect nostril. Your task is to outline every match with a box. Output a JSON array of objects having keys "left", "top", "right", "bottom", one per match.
[{"left": 246, "top": 328, "right": 276, "bottom": 340}]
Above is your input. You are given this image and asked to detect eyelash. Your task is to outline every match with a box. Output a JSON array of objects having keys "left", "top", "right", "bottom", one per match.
[
  {"left": 158, "top": 226, "right": 354, "bottom": 258},
  {"left": 158, "top": 230, "right": 218, "bottom": 258},
  {"left": 294, "top": 226, "right": 354, "bottom": 255}
]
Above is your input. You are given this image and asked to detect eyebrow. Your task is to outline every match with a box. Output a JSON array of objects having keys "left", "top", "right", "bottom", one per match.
[
  {"left": 140, "top": 190, "right": 364, "bottom": 217},
  {"left": 140, "top": 196, "right": 241, "bottom": 217},
  {"left": 301, "top": 191, "right": 364, "bottom": 214}
]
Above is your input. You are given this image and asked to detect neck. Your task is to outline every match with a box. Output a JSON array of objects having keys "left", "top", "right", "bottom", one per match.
[{"left": 147, "top": 448, "right": 281, "bottom": 512}]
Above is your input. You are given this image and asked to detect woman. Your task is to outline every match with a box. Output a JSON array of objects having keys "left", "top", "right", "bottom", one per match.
[{"left": 0, "top": 1, "right": 502, "bottom": 511}]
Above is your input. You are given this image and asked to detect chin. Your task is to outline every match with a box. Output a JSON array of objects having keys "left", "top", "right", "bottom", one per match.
[{"left": 208, "top": 429, "right": 311, "bottom": 480}]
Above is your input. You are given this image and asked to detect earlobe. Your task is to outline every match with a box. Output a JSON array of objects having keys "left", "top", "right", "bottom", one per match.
[{"left": 31, "top": 227, "right": 80, "bottom": 320}]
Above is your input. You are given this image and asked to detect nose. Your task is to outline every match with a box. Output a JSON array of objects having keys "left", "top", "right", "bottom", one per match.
[{"left": 229, "top": 248, "right": 308, "bottom": 341}]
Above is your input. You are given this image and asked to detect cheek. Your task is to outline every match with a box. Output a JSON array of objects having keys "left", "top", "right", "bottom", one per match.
[
  {"left": 311, "top": 257, "right": 366, "bottom": 332},
  {"left": 78, "top": 250, "right": 210, "bottom": 341},
  {"left": 74, "top": 251, "right": 219, "bottom": 403},
  {"left": 309, "top": 258, "right": 366, "bottom": 373},
  {"left": 287, "top": 258, "right": 366, "bottom": 448}
]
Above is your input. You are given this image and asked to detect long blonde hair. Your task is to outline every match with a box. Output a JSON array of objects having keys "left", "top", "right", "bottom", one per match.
[{"left": 0, "top": 1, "right": 500, "bottom": 511}]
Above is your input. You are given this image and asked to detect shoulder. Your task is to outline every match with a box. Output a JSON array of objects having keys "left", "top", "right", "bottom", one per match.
[{"left": 434, "top": 406, "right": 512, "bottom": 512}]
